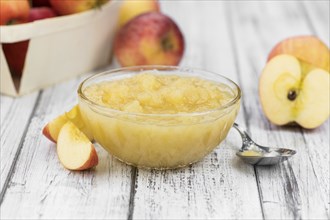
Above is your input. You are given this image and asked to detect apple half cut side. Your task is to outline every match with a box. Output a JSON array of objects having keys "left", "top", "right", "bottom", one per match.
[
  {"left": 57, "top": 121, "right": 98, "bottom": 171},
  {"left": 42, "top": 105, "right": 93, "bottom": 143},
  {"left": 259, "top": 54, "right": 330, "bottom": 129}
]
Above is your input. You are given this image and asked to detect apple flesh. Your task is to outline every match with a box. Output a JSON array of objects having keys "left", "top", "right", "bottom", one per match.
[
  {"left": 43, "top": 114, "right": 68, "bottom": 143},
  {"left": 259, "top": 54, "right": 330, "bottom": 129},
  {"left": 43, "top": 105, "right": 93, "bottom": 143},
  {"left": 114, "top": 12, "right": 185, "bottom": 67},
  {"left": 0, "top": 0, "right": 30, "bottom": 25},
  {"left": 50, "top": 0, "right": 108, "bottom": 15},
  {"left": 268, "top": 36, "right": 330, "bottom": 72},
  {"left": 118, "top": 0, "right": 160, "bottom": 27},
  {"left": 57, "top": 121, "right": 98, "bottom": 171}
]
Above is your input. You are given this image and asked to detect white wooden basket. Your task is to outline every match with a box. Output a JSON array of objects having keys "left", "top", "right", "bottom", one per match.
[{"left": 0, "top": 1, "right": 121, "bottom": 97}]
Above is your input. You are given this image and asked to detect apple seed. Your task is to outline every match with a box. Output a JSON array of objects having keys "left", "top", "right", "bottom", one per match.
[{"left": 287, "top": 90, "right": 297, "bottom": 101}]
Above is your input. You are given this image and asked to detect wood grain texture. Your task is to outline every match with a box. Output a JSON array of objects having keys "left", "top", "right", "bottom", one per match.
[
  {"left": 302, "top": 0, "right": 330, "bottom": 44},
  {"left": 228, "top": 1, "right": 329, "bottom": 219},
  {"left": 0, "top": 1, "right": 329, "bottom": 219},
  {"left": 0, "top": 72, "right": 133, "bottom": 219},
  {"left": 0, "top": 92, "right": 39, "bottom": 195},
  {"left": 132, "top": 2, "right": 263, "bottom": 219}
]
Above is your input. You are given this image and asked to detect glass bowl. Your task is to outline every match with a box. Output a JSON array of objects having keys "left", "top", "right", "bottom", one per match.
[{"left": 78, "top": 66, "right": 241, "bottom": 169}]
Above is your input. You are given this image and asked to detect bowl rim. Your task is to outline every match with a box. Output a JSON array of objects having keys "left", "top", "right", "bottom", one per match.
[{"left": 77, "top": 65, "right": 241, "bottom": 118}]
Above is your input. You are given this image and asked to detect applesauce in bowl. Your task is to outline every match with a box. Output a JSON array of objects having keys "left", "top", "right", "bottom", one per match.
[{"left": 78, "top": 66, "right": 241, "bottom": 169}]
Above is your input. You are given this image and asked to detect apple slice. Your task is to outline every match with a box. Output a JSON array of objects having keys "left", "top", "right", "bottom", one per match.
[
  {"left": 65, "top": 105, "right": 93, "bottom": 141},
  {"left": 57, "top": 121, "right": 98, "bottom": 171},
  {"left": 259, "top": 54, "right": 330, "bottom": 129},
  {"left": 42, "top": 105, "right": 93, "bottom": 143},
  {"left": 42, "top": 114, "right": 67, "bottom": 142}
]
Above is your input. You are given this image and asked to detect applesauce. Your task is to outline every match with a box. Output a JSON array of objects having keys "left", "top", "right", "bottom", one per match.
[{"left": 78, "top": 66, "right": 241, "bottom": 169}]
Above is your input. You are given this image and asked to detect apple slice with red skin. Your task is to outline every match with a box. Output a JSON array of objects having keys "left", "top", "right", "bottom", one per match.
[
  {"left": 57, "top": 121, "right": 98, "bottom": 171},
  {"left": 43, "top": 114, "right": 67, "bottom": 143},
  {"left": 42, "top": 105, "right": 93, "bottom": 143}
]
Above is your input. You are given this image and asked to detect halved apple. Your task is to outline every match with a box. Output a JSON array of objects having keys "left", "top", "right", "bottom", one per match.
[
  {"left": 259, "top": 54, "right": 330, "bottom": 129},
  {"left": 268, "top": 36, "right": 330, "bottom": 72},
  {"left": 57, "top": 121, "right": 98, "bottom": 171},
  {"left": 42, "top": 105, "right": 93, "bottom": 143}
]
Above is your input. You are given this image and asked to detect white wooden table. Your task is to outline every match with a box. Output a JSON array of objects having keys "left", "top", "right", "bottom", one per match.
[{"left": 1, "top": 1, "right": 329, "bottom": 219}]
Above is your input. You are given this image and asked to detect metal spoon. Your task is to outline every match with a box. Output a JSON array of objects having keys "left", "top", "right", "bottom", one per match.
[{"left": 232, "top": 123, "right": 296, "bottom": 165}]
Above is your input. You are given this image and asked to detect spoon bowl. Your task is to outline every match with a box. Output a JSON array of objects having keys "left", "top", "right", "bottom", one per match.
[{"left": 232, "top": 123, "right": 296, "bottom": 165}]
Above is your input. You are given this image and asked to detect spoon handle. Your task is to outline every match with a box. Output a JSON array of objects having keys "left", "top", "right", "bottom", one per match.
[{"left": 232, "top": 123, "right": 256, "bottom": 151}]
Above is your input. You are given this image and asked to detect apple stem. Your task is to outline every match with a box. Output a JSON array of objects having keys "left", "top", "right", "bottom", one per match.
[
  {"left": 6, "top": 19, "right": 18, "bottom": 25},
  {"left": 161, "top": 37, "right": 174, "bottom": 51},
  {"left": 287, "top": 90, "right": 297, "bottom": 101}
]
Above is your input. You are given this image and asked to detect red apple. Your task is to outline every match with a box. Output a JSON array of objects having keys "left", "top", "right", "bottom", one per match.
[
  {"left": 0, "top": 0, "right": 30, "bottom": 25},
  {"left": 2, "top": 6, "right": 57, "bottom": 78},
  {"left": 29, "top": 7, "right": 57, "bottom": 22},
  {"left": 50, "top": 0, "right": 108, "bottom": 15},
  {"left": 114, "top": 12, "right": 185, "bottom": 67},
  {"left": 32, "top": 0, "right": 51, "bottom": 7}
]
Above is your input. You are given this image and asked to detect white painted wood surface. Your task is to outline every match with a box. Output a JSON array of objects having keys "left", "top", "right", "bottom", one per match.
[{"left": 0, "top": 1, "right": 329, "bottom": 219}]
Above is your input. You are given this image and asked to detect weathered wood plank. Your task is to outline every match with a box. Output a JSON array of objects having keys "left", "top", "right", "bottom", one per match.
[
  {"left": 1, "top": 1, "right": 328, "bottom": 219},
  {"left": 228, "top": 1, "right": 329, "bottom": 219},
  {"left": 301, "top": 2, "right": 330, "bottom": 216},
  {"left": 132, "top": 2, "right": 263, "bottom": 219},
  {"left": 0, "top": 70, "right": 133, "bottom": 219},
  {"left": 0, "top": 92, "right": 39, "bottom": 195},
  {"left": 301, "top": 0, "right": 330, "bottom": 44}
]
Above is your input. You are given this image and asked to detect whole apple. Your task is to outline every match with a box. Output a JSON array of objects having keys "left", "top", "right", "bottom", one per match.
[
  {"left": 259, "top": 36, "right": 330, "bottom": 129},
  {"left": 0, "top": 0, "right": 30, "bottom": 25},
  {"left": 114, "top": 12, "right": 185, "bottom": 67},
  {"left": 29, "top": 7, "right": 57, "bottom": 22},
  {"left": 118, "top": 0, "right": 160, "bottom": 27},
  {"left": 50, "top": 0, "right": 108, "bottom": 15},
  {"left": 2, "top": 6, "right": 57, "bottom": 78}
]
